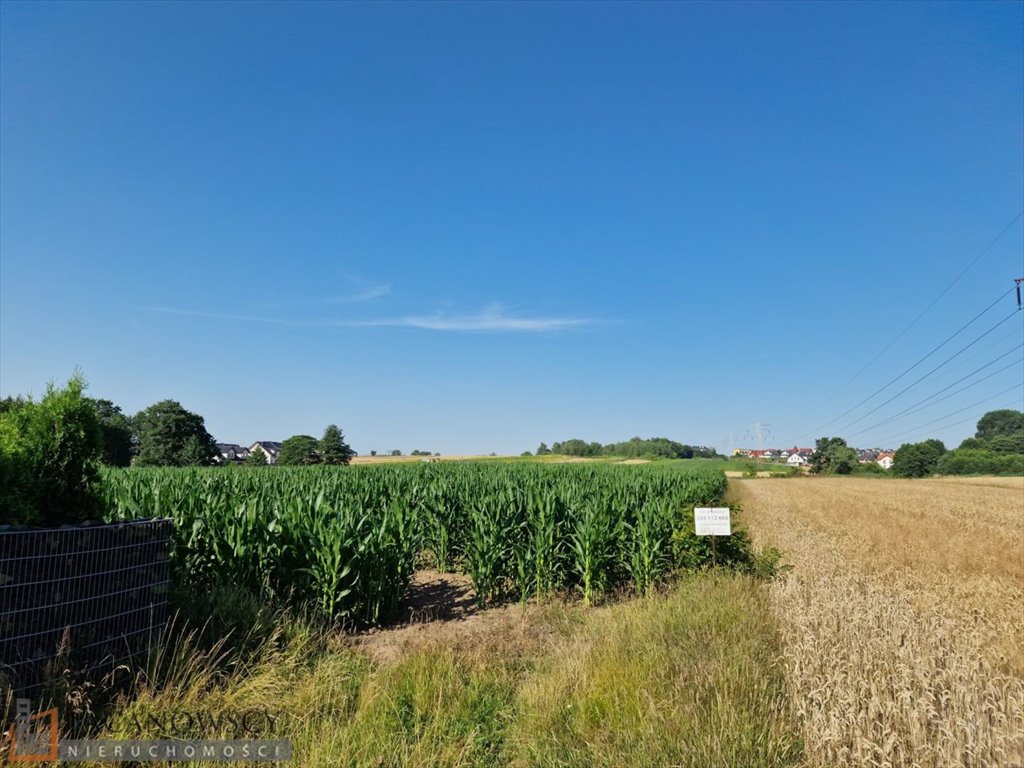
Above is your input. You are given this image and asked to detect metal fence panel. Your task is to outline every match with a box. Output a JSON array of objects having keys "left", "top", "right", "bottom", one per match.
[{"left": 0, "top": 519, "right": 172, "bottom": 696}]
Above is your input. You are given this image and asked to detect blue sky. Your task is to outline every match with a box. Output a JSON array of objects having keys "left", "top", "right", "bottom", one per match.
[{"left": 1, "top": 0, "right": 1022, "bottom": 455}]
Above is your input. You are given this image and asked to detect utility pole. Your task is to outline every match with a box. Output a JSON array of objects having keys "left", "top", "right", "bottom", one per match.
[{"left": 723, "top": 432, "right": 738, "bottom": 458}]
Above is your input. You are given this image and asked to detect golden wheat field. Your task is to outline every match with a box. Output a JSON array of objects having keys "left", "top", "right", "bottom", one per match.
[{"left": 734, "top": 476, "right": 1024, "bottom": 768}]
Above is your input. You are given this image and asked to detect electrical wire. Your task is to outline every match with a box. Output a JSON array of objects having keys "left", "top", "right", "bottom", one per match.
[
  {"left": 871, "top": 396, "right": 1024, "bottom": 447},
  {"left": 796, "top": 210, "right": 1024, "bottom": 425},
  {"left": 837, "top": 310, "right": 1020, "bottom": 431},
  {"left": 799, "top": 287, "right": 1016, "bottom": 439},
  {"left": 846, "top": 346, "right": 1024, "bottom": 438}
]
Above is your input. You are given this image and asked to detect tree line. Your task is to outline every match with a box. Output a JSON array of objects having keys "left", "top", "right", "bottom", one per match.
[
  {"left": 531, "top": 437, "right": 722, "bottom": 460},
  {"left": 0, "top": 375, "right": 357, "bottom": 470},
  {"left": 0, "top": 374, "right": 360, "bottom": 525},
  {"left": 808, "top": 409, "right": 1024, "bottom": 477}
]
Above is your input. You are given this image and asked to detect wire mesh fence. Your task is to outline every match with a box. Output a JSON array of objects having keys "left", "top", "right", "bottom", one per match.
[{"left": 0, "top": 519, "right": 172, "bottom": 696}]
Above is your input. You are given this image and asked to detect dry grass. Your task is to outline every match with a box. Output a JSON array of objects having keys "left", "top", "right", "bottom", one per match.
[
  {"left": 929, "top": 476, "right": 1024, "bottom": 491},
  {"left": 734, "top": 476, "right": 1024, "bottom": 768},
  {"left": 79, "top": 575, "right": 798, "bottom": 768},
  {"left": 349, "top": 455, "right": 504, "bottom": 464}
]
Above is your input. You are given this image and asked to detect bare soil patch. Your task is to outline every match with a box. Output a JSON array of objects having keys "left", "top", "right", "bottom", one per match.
[{"left": 351, "top": 570, "right": 564, "bottom": 665}]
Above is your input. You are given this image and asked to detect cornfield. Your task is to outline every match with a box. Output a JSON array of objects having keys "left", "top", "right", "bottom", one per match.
[{"left": 102, "top": 463, "right": 731, "bottom": 625}]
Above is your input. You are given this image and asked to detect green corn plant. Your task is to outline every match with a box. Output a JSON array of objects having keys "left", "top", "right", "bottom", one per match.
[
  {"left": 528, "top": 489, "right": 560, "bottom": 599},
  {"left": 626, "top": 499, "right": 674, "bottom": 594},
  {"left": 99, "top": 461, "right": 735, "bottom": 625},
  {"left": 570, "top": 499, "right": 616, "bottom": 606},
  {"left": 464, "top": 497, "right": 508, "bottom": 606}
]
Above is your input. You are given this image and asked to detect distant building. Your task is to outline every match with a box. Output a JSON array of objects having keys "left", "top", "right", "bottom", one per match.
[
  {"left": 216, "top": 443, "right": 249, "bottom": 463},
  {"left": 787, "top": 453, "right": 807, "bottom": 466},
  {"left": 248, "top": 441, "right": 283, "bottom": 465},
  {"left": 876, "top": 452, "right": 895, "bottom": 470}
]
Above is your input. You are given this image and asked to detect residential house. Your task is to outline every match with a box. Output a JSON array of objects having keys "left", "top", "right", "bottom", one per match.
[
  {"left": 216, "top": 443, "right": 250, "bottom": 463},
  {"left": 248, "top": 441, "right": 283, "bottom": 465},
  {"left": 787, "top": 452, "right": 807, "bottom": 466},
  {"left": 857, "top": 448, "right": 880, "bottom": 464},
  {"left": 876, "top": 452, "right": 895, "bottom": 470}
]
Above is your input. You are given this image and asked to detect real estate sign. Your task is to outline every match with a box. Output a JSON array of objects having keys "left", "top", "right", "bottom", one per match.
[{"left": 694, "top": 507, "right": 731, "bottom": 536}]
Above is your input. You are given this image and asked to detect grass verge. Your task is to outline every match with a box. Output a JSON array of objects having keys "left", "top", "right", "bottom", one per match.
[{"left": 73, "top": 573, "right": 800, "bottom": 768}]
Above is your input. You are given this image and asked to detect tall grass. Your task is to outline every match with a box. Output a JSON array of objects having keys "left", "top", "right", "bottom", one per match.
[
  {"left": 509, "top": 574, "right": 802, "bottom": 768},
  {"left": 95, "top": 574, "right": 798, "bottom": 768}
]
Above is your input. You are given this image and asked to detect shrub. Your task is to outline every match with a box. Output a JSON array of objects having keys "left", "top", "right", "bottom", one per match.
[
  {"left": 988, "top": 433, "right": 1024, "bottom": 455},
  {"left": 0, "top": 373, "right": 104, "bottom": 526},
  {"left": 852, "top": 461, "right": 890, "bottom": 475},
  {"left": 936, "top": 449, "right": 1024, "bottom": 476}
]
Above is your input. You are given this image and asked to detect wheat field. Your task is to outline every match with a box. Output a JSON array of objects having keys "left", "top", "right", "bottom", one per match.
[{"left": 734, "top": 476, "right": 1024, "bottom": 768}]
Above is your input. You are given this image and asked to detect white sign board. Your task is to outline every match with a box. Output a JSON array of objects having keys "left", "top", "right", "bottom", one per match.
[{"left": 694, "top": 507, "right": 731, "bottom": 536}]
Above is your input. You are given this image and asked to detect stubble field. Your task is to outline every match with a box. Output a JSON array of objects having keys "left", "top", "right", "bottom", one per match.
[{"left": 734, "top": 476, "right": 1024, "bottom": 768}]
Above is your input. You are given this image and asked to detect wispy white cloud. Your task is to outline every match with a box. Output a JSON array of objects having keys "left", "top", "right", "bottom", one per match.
[
  {"left": 346, "top": 304, "right": 593, "bottom": 331},
  {"left": 143, "top": 302, "right": 597, "bottom": 333},
  {"left": 252, "top": 282, "right": 391, "bottom": 309},
  {"left": 327, "top": 283, "right": 391, "bottom": 303}
]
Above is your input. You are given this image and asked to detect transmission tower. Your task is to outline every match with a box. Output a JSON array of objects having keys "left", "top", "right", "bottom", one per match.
[{"left": 744, "top": 422, "right": 773, "bottom": 472}]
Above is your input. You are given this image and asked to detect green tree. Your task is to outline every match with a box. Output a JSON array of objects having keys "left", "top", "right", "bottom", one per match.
[
  {"left": 988, "top": 433, "right": 1024, "bottom": 455},
  {"left": 0, "top": 396, "right": 26, "bottom": 414},
  {"left": 319, "top": 424, "right": 355, "bottom": 465},
  {"left": 134, "top": 400, "right": 218, "bottom": 466},
  {"left": 278, "top": 434, "right": 321, "bottom": 465},
  {"left": 0, "top": 373, "right": 104, "bottom": 525},
  {"left": 975, "top": 409, "right": 1024, "bottom": 442},
  {"left": 958, "top": 437, "right": 987, "bottom": 451},
  {"left": 809, "top": 437, "right": 857, "bottom": 475},
  {"left": 536, "top": 442, "right": 551, "bottom": 456},
  {"left": 89, "top": 398, "right": 135, "bottom": 466},
  {"left": 892, "top": 439, "right": 946, "bottom": 478},
  {"left": 245, "top": 446, "right": 269, "bottom": 465},
  {"left": 557, "top": 439, "right": 602, "bottom": 457}
]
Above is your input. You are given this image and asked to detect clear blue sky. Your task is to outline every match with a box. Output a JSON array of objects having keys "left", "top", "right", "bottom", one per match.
[{"left": 2, "top": 1, "right": 1022, "bottom": 455}]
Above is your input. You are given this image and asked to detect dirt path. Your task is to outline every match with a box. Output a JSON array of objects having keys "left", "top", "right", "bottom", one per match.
[{"left": 351, "top": 570, "right": 564, "bottom": 664}]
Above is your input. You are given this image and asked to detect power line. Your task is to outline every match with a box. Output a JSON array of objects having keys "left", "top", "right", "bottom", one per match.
[
  {"left": 872, "top": 396, "right": 1024, "bottom": 447},
  {"left": 838, "top": 309, "right": 1020, "bottom": 432},
  {"left": 798, "top": 210, "right": 1024, "bottom": 422},
  {"left": 936, "top": 324, "right": 1023, "bottom": 376},
  {"left": 852, "top": 373, "right": 1022, "bottom": 440},
  {"left": 801, "top": 288, "right": 1016, "bottom": 438},
  {"left": 846, "top": 346, "right": 1024, "bottom": 438}
]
